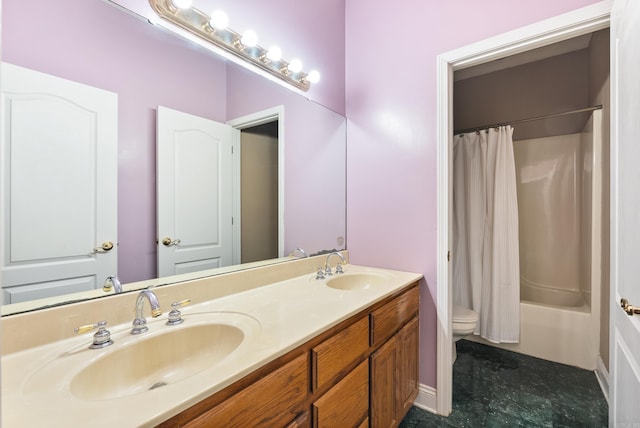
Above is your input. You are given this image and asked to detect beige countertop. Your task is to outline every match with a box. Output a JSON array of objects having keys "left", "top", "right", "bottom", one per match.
[{"left": 2, "top": 264, "right": 422, "bottom": 427}]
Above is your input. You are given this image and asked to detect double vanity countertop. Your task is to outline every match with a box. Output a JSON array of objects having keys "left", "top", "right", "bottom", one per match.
[{"left": 2, "top": 263, "right": 422, "bottom": 427}]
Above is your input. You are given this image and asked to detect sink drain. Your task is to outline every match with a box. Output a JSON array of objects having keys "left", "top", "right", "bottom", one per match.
[{"left": 149, "top": 381, "right": 168, "bottom": 390}]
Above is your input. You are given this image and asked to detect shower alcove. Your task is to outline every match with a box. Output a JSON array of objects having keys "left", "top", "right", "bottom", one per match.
[{"left": 452, "top": 28, "right": 610, "bottom": 371}]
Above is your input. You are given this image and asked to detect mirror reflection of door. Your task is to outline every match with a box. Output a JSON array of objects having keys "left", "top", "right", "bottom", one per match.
[
  {"left": 240, "top": 122, "right": 279, "bottom": 263},
  {"left": 1, "top": 63, "right": 118, "bottom": 304},
  {"left": 156, "top": 106, "right": 234, "bottom": 277}
]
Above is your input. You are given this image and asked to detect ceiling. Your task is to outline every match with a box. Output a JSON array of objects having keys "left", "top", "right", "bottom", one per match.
[{"left": 454, "top": 33, "right": 593, "bottom": 82}]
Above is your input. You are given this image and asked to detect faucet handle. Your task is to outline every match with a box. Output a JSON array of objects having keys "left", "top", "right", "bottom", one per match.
[
  {"left": 335, "top": 263, "right": 344, "bottom": 274},
  {"left": 324, "top": 264, "right": 333, "bottom": 276},
  {"left": 316, "top": 267, "right": 326, "bottom": 280},
  {"left": 74, "top": 320, "right": 113, "bottom": 349},
  {"left": 166, "top": 299, "right": 191, "bottom": 326}
]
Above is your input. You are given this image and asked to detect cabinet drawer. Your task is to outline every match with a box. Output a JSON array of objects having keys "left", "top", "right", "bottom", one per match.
[
  {"left": 311, "top": 316, "right": 369, "bottom": 391},
  {"left": 370, "top": 285, "right": 419, "bottom": 347},
  {"left": 183, "top": 353, "right": 308, "bottom": 428},
  {"left": 285, "top": 411, "right": 310, "bottom": 428},
  {"left": 312, "top": 359, "right": 369, "bottom": 428}
]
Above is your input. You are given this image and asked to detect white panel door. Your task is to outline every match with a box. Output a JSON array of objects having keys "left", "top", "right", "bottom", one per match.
[
  {"left": 610, "top": 0, "right": 640, "bottom": 425},
  {"left": 1, "top": 63, "right": 118, "bottom": 303},
  {"left": 157, "top": 106, "right": 234, "bottom": 277}
]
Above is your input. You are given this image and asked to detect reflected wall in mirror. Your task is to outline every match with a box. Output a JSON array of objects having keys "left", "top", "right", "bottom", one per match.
[
  {"left": 113, "top": 0, "right": 346, "bottom": 113},
  {"left": 0, "top": 0, "right": 346, "bottom": 314}
]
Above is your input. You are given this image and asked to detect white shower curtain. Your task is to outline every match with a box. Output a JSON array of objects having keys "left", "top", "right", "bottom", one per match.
[{"left": 452, "top": 126, "right": 520, "bottom": 343}]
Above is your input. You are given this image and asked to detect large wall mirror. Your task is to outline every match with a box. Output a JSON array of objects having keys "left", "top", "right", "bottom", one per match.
[{"left": 0, "top": 0, "right": 346, "bottom": 315}]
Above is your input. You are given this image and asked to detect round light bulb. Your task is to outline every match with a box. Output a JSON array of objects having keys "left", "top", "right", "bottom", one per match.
[
  {"left": 241, "top": 30, "right": 258, "bottom": 48},
  {"left": 171, "top": 0, "right": 192, "bottom": 9},
  {"left": 306, "top": 70, "right": 320, "bottom": 83},
  {"left": 266, "top": 46, "right": 282, "bottom": 62},
  {"left": 209, "top": 10, "right": 229, "bottom": 30},
  {"left": 287, "top": 59, "right": 303, "bottom": 73}
]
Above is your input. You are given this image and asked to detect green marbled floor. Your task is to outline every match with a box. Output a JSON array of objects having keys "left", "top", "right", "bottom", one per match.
[{"left": 400, "top": 340, "right": 608, "bottom": 427}]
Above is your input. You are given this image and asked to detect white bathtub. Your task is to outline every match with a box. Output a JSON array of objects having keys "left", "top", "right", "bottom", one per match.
[
  {"left": 521, "top": 280, "right": 587, "bottom": 309},
  {"left": 468, "top": 280, "right": 597, "bottom": 370}
]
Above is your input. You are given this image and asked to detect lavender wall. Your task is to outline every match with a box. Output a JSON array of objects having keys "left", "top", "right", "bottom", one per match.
[{"left": 344, "top": 0, "right": 602, "bottom": 388}]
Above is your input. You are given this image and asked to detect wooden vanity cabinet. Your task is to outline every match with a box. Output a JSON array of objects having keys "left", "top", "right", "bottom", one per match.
[{"left": 158, "top": 282, "right": 420, "bottom": 428}]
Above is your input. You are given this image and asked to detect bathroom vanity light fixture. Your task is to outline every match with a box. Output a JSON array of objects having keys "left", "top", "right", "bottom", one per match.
[{"left": 150, "top": 0, "right": 320, "bottom": 91}]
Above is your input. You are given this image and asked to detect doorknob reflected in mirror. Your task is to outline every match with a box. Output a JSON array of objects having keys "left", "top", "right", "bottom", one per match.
[
  {"left": 620, "top": 298, "right": 640, "bottom": 316},
  {"left": 161, "top": 237, "right": 181, "bottom": 247},
  {"left": 94, "top": 241, "right": 114, "bottom": 253}
]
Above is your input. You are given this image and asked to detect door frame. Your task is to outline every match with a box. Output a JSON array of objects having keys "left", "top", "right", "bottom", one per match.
[
  {"left": 227, "top": 106, "right": 285, "bottom": 265},
  {"left": 434, "top": 1, "right": 612, "bottom": 415}
]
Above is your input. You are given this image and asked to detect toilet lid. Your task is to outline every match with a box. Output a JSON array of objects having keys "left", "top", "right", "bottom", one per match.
[{"left": 453, "top": 305, "right": 478, "bottom": 323}]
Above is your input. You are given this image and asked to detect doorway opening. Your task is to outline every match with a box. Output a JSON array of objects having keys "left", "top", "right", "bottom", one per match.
[
  {"left": 453, "top": 28, "right": 609, "bottom": 365},
  {"left": 239, "top": 121, "right": 279, "bottom": 263},
  {"left": 228, "top": 106, "right": 285, "bottom": 266},
  {"left": 434, "top": 3, "right": 611, "bottom": 416}
]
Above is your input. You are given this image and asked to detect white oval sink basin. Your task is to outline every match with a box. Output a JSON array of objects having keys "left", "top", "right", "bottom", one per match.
[
  {"left": 21, "top": 312, "right": 261, "bottom": 403},
  {"left": 69, "top": 322, "right": 245, "bottom": 400},
  {"left": 326, "top": 273, "right": 388, "bottom": 291}
]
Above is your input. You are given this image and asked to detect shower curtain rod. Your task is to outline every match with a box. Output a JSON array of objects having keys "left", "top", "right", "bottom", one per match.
[{"left": 454, "top": 105, "right": 603, "bottom": 135}]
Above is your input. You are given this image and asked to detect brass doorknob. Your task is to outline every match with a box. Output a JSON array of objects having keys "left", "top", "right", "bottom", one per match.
[
  {"left": 620, "top": 298, "right": 640, "bottom": 316},
  {"left": 94, "top": 241, "right": 114, "bottom": 253},
  {"left": 161, "top": 237, "right": 181, "bottom": 247}
]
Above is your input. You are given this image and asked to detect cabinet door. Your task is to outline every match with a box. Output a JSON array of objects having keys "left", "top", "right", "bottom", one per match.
[
  {"left": 371, "top": 316, "right": 419, "bottom": 428},
  {"left": 370, "top": 334, "right": 399, "bottom": 428},
  {"left": 398, "top": 317, "right": 419, "bottom": 416}
]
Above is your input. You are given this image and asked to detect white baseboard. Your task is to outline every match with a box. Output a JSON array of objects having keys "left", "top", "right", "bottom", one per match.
[
  {"left": 413, "top": 383, "right": 438, "bottom": 414},
  {"left": 595, "top": 355, "right": 609, "bottom": 403}
]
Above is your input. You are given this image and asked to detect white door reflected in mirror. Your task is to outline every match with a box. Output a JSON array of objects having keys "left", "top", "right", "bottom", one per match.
[
  {"left": 156, "top": 106, "right": 234, "bottom": 277},
  {"left": 1, "top": 63, "right": 118, "bottom": 304}
]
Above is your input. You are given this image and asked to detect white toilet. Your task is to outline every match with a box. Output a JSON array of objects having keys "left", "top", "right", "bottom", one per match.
[{"left": 452, "top": 305, "right": 479, "bottom": 363}]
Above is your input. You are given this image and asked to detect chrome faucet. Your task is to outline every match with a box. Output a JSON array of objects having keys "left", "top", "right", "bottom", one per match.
[
  {"left": 324, "top": 251, "right": 346, "bottom": 276},
  {"left": 131, "top": 289, "right": 162, "bottom": 335},
  {"left": 103, "top": 275, "right": 122, "bottom": 294}
]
